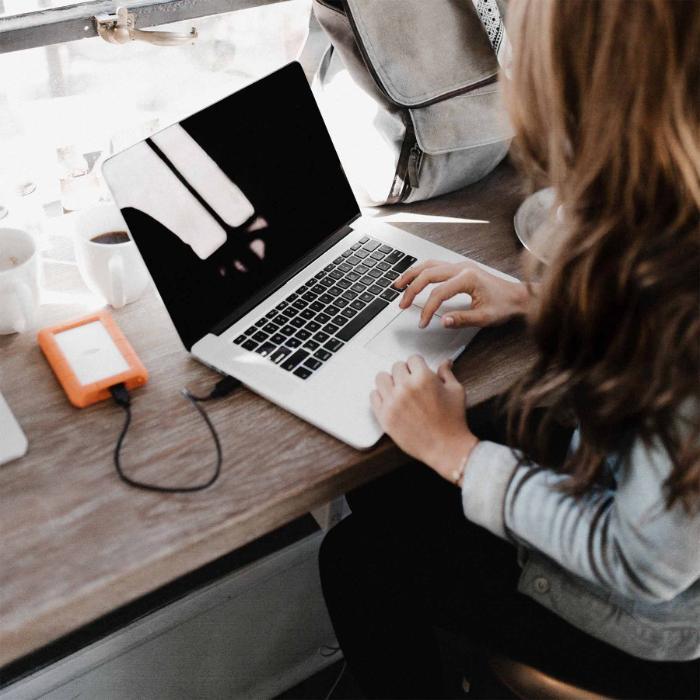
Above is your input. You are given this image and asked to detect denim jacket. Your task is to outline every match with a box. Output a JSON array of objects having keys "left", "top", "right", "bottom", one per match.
[{"left": 460, "top": 419, "right": 700, "bottom": 661}]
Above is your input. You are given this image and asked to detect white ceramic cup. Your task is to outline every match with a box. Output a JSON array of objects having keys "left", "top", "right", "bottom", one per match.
[
  {"left": 74, "top": 205, "right": 149, "bottom": 309},
  {"left": 0, "top": 228, "right": 40, "bottom": 334}
]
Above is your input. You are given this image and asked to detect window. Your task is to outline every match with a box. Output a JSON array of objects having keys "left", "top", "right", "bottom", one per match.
[{"left": 0, "top": 0, "right": 316, "bottom": 235}]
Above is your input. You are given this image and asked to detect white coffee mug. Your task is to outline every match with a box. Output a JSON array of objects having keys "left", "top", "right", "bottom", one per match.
[
  {"left": 0, "top": 228, "right": 40, "bottom": 334},
  {"left": 74, "top": 205, "right": 149, "bottom": 309}
]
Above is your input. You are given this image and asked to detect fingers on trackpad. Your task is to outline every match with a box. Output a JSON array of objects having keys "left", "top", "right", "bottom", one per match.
[{"left": 411, "top": 285, "right": 472, "bottom": 316}]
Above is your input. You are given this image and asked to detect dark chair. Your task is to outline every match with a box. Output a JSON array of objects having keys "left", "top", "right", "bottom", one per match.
[{"left": 487, "top": 654, "right": 614, "bottom": 700}]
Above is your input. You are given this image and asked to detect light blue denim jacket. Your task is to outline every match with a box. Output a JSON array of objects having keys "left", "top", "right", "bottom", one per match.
[{"left": 461, "top": 420, "right": 700, "bottom": 661}]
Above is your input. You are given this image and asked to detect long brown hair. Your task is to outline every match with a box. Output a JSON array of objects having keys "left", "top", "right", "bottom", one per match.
[{"left": 503, "top": 0, "right": 700, "bottom": 509}]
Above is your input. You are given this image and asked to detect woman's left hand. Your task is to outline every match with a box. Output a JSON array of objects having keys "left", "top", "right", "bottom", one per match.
[{"left": 370, "top": 355, "right": 478, "bottom": 483}]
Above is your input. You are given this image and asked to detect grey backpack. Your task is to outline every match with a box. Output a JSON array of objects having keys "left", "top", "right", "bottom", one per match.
[{"left": 312, "top": 0, "right": 511, "bottom": 206}]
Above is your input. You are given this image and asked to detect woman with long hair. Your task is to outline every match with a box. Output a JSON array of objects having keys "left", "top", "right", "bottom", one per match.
[{"left": 319, "top": 1, "right": 700, "bottom": 697}]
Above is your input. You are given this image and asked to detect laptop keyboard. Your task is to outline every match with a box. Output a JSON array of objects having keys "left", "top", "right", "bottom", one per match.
[{"left": 233, "top": 236, "right": 416, "bottom": 379}]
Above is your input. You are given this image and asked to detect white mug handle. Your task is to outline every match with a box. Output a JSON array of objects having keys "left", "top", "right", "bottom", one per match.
[
  {"left": 108, "top": 255, "right": 126, "bottom": 309},
  {"left": 6, "top": 282, "right": 34, "bottom": 333}
]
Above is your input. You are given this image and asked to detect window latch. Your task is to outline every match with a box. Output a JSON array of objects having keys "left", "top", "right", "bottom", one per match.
[{"left": 95, "top": 6, "right": 197, "bottom": 46}]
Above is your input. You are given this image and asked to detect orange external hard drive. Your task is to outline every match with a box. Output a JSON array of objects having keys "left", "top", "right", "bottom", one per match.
[{"left": 38, "top": 310, "right": 148, "bottom": 408}]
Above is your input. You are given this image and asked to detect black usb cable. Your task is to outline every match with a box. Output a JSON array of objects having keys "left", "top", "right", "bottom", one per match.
[{"left": 109, "top": 376, "right": 241, "bottom": 493}]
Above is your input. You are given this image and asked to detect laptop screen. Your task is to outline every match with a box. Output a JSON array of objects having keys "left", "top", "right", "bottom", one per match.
[{"left": 103, "top": 62, "right": 360, "bottom": 349}]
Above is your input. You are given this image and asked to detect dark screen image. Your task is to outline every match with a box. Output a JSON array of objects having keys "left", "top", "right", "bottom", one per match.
[{"left": 112, "top": 63, "right": 360, "bottom": 349}]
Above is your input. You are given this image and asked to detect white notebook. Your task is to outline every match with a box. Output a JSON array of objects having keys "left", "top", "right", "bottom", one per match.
[{"left": 0, "top": 390, "right": 28, "bottom": 466}]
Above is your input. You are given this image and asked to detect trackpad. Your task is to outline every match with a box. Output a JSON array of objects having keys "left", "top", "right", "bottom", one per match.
[{"left": 365, "top": 306, "right": 477, "bottom": 368}]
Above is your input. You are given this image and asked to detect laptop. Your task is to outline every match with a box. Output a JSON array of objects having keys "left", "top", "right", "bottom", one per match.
[{"left": 102, "top": 62, "right": 507, "bottom": 449}]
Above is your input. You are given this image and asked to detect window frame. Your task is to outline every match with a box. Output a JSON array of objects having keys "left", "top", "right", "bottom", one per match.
[{"left": 0, "top": 0, "right": 286, "bottom": 54}]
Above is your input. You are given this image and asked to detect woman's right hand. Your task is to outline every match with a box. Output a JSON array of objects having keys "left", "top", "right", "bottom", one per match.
[{"left": 394, "top": 260, "right": 532, "bottom": 329}]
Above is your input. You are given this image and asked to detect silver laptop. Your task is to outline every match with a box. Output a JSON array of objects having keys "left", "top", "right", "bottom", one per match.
[{"left": 103, "top": 62, "right": 503, "bottom": 449}]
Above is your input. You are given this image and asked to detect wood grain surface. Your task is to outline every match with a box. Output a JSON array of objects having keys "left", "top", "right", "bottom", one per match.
[{"left": 0, "top": 160, "right": 536, "bottom": 667}]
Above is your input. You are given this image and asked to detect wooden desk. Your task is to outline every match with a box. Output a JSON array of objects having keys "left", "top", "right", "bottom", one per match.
[{"left": 0, "top": 162, "right": 535, "bottom": 668}]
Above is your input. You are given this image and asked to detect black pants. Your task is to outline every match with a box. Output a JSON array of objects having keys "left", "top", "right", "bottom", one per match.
[{"left": 319, "top": 399, "right": 700, "bottom": 699}]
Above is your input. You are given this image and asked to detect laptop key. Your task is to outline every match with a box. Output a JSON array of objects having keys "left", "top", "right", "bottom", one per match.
[
  {"left": 346, "top": 255, "right": 361, "bottom": 266},
  {"left": 350, "top": 299, "right": 366, "bottom": 311},
  {"left": 233, "top": 335, "right": 246, "bottom": 345},
  {"left": 359, "top": 292, "right": 374, "bottom": 304},
  {"left": 255, "top": 318, "right": 267, "bottom": 327},
  {"left": 285, "top": 293, "right": 298, "bottom": 303},
  {"left": 355, "top": 249, "right": 369, "bottom": 259},
  {"left": 345, "top": 271, "right": 360, "bottom": 282},
  {"left": 341, "top": 290, "right": 357, "bottom": 301},
  {"left": 314, "top": 349, "right": 332, "bottom": 362},
  {"left": 325, "top": 338, "right": 345, "bottom": 352},
  {"left": 337, "top": 278, "right": 352, "bottom": 289},
  {"left": 329, "top": 270, "right": 343, "bottom": 280},
  {"left": 327, "top": 304, "right": 341, "bottom": 316},
  {"left": 359, "top": 275, "right": 375, "bottom": 287},
  {"left": 334, "top": 256, "right": 344, "bottom": 264},
  {"left": 332, "top": 315, "right": 350, "bottom": 326},
  {"left": 290, "top": 317, "right": 305, "bottom": 329},
  {"left": 311, "top": 284, "right": 326, "bottom": 295},
  {"left": 362, "top": 240, "right": 380, "bottom": 252},
  {"left": 310, "top": 301, "right": 324, "bottom": 312},
  {"left": 297, "top": 284, "right": 309, "bottom": 293},
  {"left": 316, "top": 312, "right": 331, "bottom": 324},
  {"left": 380, "top": 288, "right": 400, "bottom": 301},
  {"left": 359, "top": 235, "right": 369, "bottom": 243},
  {"left": 262, "top": 322, "right": 280, "bottom": 334},
  {"left": 324, "top": 263, "right": 335, "bottom": 272},
  {"left": 276, "top": 301, "right": 289, "bottom": 310},
  {"left": 376, "top": 261, "right": 391, "bottom": 271},
  {"left": 304, "top": 358, "right": 323, "bottom": 371},
  {"left": 306, "top": 321, "right": 321, "bottom": 333},
  {"left": 379, "top": 244, "right": 393, "bottom": 254},
  {"left": 355, "top": 264, "right": 369, "bottom": 275},
  {"left": 350, "top": 282, "right": 367, "bottom": 293},
  {"left": 368, "top": 284, "right": 383, "bottom": 295},
  {"left": 286, "top": 337, "right": 302, "bottom": 348},
  {"left": 242, "top": 339, "right": 258, "bottom": 351},
  {"left": 341, "top": 250, "right": 353, "bottom": 259},
  {"left": 368, "top": 268, "right": 383, "bottom": 279},
  {"left": 323, "top": 323, "right": 340, "bottom": 335},
  {"left": 252, "top": 331, "right": 269, "bottom": 343},
  {"left": 351, "top": 242, "right": 362, "bottom": 250},
  {"left": 314, "top": 271, "right": 325, "bottom": 280},
  {"left": 341, "top": 307, "right": 358, "bottom": 318},
  {"left": 327, "top": 286, "right": 343, "bottom": 297},
  {"left": 370, "top": 250, "right": 384, "bottom": 261},
  {"left": 256, "top": 342, "right": 276, "bottom": 357},
  {"left": 244, "top": 327, "right": 256, "bottom": 336},
  {"left": 337, "top": 298, "right": 389, "bottom": 342},
  {"left": 393, "top": 255, "right": 418, "bottom": 273},
  {"left": 321, "top": 276, "right": 335, "bottom": 287},
  {"left": 338, "top": 262, "right": 352, "bottom": 273},
  {"left": 296, "top": 329, "right": 311, "bottom": 340},
  {"left": 362, "top": 257, "right": 378, "bottom": 267},
  {"left": 378, "top": 276, "right": 395, "bottom": 287},
  {"left": 281, "top": 349, "right": 309, "bottom": 371},
  {"left": 383, "top": 269, "right": 400, "bottom": 280},
  {"left": 301, "top": 291, "right": 318, "bottom": 303},
  {"left": 384, "top": 250, "right": 404, "bottom": 265},
  {"left": 300, "top": 309, "right": 315, "bottom": 320},
  {"left": 293, "top": 299, "right": 306, "bottom": 310},
  {"left": 271, "top": 333, "right": 286, "bottom": 345},
  {"left": 280, "top": 324, "right": 296, "bottom": 336},
  {"left": 293, "top": 366, "right": 313, "bottom": 380},
  {"left": 270, "top": 347, "right": 291, "bottom": 364},
  {"left": 318, "top": 293, "right": 334, "bottom": 305},
  {"left": 303, "top": 339, "right": 320, "bottom": 351},
  {"left": 315, "top": 331, "right": 330, "bottom": 343},
  {"left": 334, "top": 297, "right": 349, "bottom": 308}
]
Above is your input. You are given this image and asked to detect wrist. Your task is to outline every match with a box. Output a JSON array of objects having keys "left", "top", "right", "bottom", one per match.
[{"left": 427, "top": 431, "right": 478, "bottom": 485}]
